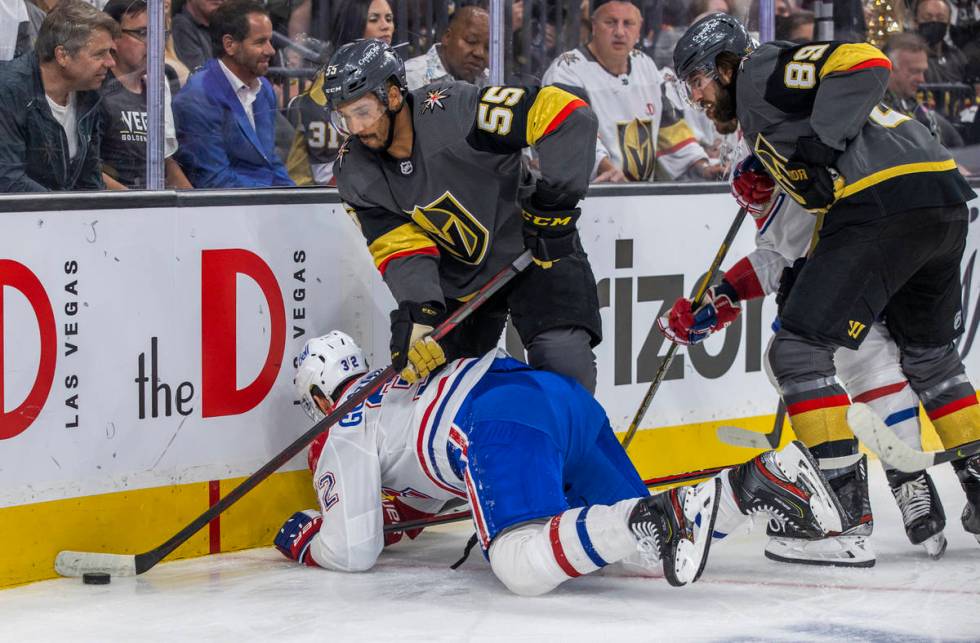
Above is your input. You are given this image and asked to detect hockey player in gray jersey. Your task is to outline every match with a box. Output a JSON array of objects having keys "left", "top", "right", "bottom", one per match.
[
  {"left": 314, "top": 39, "right": 602, "bottom": 392},
  {"left": 672, "top": 13, "right": 980, "bottom": 550}
]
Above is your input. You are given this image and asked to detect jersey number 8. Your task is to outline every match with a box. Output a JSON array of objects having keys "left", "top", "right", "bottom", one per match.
[
  {"left": 784, "top": 43, "right": 829, "bottom": 90},
  {"left": 477, "top": 87, "right": 525, "bottom": 135}
]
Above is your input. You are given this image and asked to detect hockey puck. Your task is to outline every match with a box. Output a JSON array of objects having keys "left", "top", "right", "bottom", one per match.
[{"left": 82, "top": 572, "right": 110, "bottom": 585}]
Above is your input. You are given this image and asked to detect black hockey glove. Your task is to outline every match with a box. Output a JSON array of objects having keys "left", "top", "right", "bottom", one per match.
[
  {"left": 775, "top": 257, "right": 807, "bottom": 316},
  {"left": 390, "top": 301, "right": 447, "bottom": 383},
  {"left": 521, "top": 194, "right": 581, "bottom": 269},
  {"left": 784, "top": 137, "right": 839, "bottom": 212}
]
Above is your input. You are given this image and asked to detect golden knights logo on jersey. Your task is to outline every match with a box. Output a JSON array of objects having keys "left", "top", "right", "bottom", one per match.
[
  {"left": 407, "top": 191, "right": 490, "bottom": 265},
  {"left": 616, "top": 118, "right": 655, "bottom": 181}
]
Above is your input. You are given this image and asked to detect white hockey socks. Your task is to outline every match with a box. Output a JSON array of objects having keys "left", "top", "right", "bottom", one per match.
[
  {"left": 712, "top": 471, "right": 752, "bottom": 538},
  {"left": 488, "top": 498, "right": 639, "bottom": 596}
]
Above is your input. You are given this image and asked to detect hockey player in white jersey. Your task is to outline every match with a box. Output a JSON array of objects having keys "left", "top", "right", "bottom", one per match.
[
  {"left": 659, "top": 148, "right": 950, "bottom": 566},
  {"left": 541, "top": 0, "right": 722, "bottom": 182},
  {"left": 275, "top": 331, "right": 844, "bottom": 596}
]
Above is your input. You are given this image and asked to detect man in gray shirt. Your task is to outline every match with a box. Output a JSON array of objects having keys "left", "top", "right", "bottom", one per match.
[{"left": 172, "top": 0, "right": 223, "bottom": 71}]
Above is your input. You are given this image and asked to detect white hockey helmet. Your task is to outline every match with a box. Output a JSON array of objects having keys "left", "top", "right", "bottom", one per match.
[{"left": 294, "top": 330, "right": 369, "bottom": 421}]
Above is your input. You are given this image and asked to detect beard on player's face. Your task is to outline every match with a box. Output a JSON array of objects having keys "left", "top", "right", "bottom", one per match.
[
  {"left": 706, "top": 81, "right": 738, "bottom": 133},
  {"left": 357, "top": 111, "right": 392, "bottom": 149}
]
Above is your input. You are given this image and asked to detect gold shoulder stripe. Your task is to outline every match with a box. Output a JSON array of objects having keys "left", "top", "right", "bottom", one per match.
[
  {"left": 368, "top": 223, "right": 439, "bottom": 274},
  {"left": 526, "top": 86, "right": 587, "bottom": 146},
  {"left": 657, "top": 120, "right": 697, "bottom": 156},
  {"left": 819, "top": 43, "right": 891, "bottom": 78}
]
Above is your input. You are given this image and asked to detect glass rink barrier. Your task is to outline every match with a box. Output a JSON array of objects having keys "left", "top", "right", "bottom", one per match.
[{"left": 3, "top": 0, "right": 975, "bottom": 194}]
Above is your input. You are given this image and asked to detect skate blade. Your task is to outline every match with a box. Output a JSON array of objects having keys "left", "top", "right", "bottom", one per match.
[
  {"left": 764, "top": 535, "right": 876, "bottom": 568},
  {"left": 670, "top": 479, "right": 720, "bottom": 586},
  {"left": 921, "top": 533, "right": 947, "bottom": 560}
]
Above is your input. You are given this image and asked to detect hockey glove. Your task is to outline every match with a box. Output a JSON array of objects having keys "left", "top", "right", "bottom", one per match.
[
  {"left": 275, "top": 510, "right": 323, "bottom": 567},
  {"left": 657, "top": 281, "right": 741, "bottom": 346},
  {"left": 521, "top": 195, "right": 581, "bottom": 269},
  {"left": 382, "top": 497, "right": 433, "bottom": 546},
  {"left": 731, "top": 155, "right": 775, "bottom": 217},
  {"left": 390, "top": 301, "right": 447, "bottom": 384},
  {"left": 784, "top": 137, "right": 839, "bottom": 212}
]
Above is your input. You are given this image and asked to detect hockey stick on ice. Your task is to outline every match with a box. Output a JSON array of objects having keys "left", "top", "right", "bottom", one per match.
[
  {"left": 716, "top": 399, "right": 787, "bottom": 450},
  {"left": 846, "top": 402, "right": 980, "bottom": 473},
  {"left": 621, "top": 207, "right": 748, "bottom": 450},
  {"left": 55, "top": 251, "right": 534, "bottom": 578},
  {"left": 385, "top": 465, "right": 732, "bottom": 533}
]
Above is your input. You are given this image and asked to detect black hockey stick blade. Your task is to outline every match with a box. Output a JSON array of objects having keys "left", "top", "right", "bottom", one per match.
[
  {"left": 55, "top": 251, "right": 533, "bottom": 578},
  {"left": 847, "top": 402, "right": 980, "bottom": 473},
  {"left": 621, "top": 207, "right": 748, "bottom": 450}
]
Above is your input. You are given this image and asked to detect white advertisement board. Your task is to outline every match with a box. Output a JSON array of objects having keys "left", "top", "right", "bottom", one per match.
[{"left": 2, "top": 194, "right": 979, "bottom": 507}]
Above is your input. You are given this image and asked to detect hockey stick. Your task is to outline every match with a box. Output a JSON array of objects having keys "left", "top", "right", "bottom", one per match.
[
  {"left": 846, "top": 402, "right": 980, "bottom": 473},
  {"left": 716, "top": 399, "right": 787, "bottom": 450},
  {"left": 55, "top": 251, "right": 534, "bottom": 578},
  {"left": 384, "top": 465, "right": 731, "bottom": 533},
  {"left": 621, "top": 207, "right": 748, "bottom": 450}
]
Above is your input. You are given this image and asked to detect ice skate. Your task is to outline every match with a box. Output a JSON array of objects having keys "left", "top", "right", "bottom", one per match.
[
  {"left": 953, "top": 453, "right": 980, "bottom": 544},
  {"left": 628, "top": 478, "right": 720, "bottom": 587},
  {"left": 886, "top": 469, "right": 947, "bottom": 559},
  {"left": 730, "top": 441, "right": 845, "bottom": 538}
]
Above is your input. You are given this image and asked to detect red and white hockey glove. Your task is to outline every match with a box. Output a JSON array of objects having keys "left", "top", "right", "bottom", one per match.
[
  {"left": 657, "top": 282, "right": 741, "bottom": 346},
  {"left": 275, "top": 510, "right": 323, "bottom": 567},
  {"left": 731, "top": 155, "right": 775, "bottom": 217},
  {"left": 382, "top": 497, "right": 434, "bottom": 546}
]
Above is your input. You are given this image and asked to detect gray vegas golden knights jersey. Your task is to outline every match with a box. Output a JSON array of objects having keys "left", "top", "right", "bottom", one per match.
[
  {"left": 737, "top": 41, "right": 975, "bottom": 221},
  {"left": 336, "top": 81, "right": 597, "bottom": 306}
]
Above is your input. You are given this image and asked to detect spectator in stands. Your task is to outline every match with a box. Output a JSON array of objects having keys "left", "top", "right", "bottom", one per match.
[
  {"left": 542, "top": 0, "right": 722, "bottom": 183},
  {"left": 914, "top": 0, "right": 969, "bottom": 84},
  {"left": 329, "top": 0, "right": 394, "bottom": 52},
  {"left": 284, "top": 0, "right": 394, "bottom": 185},
  {"left": 775, "top": 9, "right": 814, "bottom": 42},
  {"left": 172, "top": 0, "right": 223, "bottom": 71},
  {"left": 883, "top": 32, "right": 964, "bottom": 147},
  {"left": 99, "top": 0, "right": 192, "bottom": 189},
  {"left": 164, "top": 0, "right": 191, "bottom": 86},
  {"left": 0, "top": 0, "right": 116, "bottom": 192},
  {"left": 172, "top": 0, "right": 293, "bottom": 187},
  {"left": 688, "top": 0, "right": 732, "bottom": 25},
  {"left": 404, "top": 5, "right": 489, "bottom": 90}
]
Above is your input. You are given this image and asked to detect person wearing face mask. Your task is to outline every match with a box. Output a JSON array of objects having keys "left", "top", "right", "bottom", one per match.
[{"left": 914, "top": 0, "right": 969, "bottom": 84}]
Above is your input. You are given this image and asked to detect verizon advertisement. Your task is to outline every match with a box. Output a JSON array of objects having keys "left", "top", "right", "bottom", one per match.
[{"left": 1, "top": 195, "right": 979, "bottom": 507}]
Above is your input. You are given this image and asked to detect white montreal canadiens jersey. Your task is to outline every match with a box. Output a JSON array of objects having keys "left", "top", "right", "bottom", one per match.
[
  {"left": 733, "top": 138, "right": 816, "bottom": 295},
  {"left": 542, "top": 47, "right": 706, "bottom": 181},
  {"left": 307, "top": 350, "right": 499, "bottom": 572}
]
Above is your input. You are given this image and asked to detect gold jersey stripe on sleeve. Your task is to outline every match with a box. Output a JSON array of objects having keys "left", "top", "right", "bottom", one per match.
[
  {"left": 819, "top": 43, "right": 891, "bottom": 78},
  {"left": 368, "top": 223, "right": 440, "bottom": 274},
  {"left": 526, "top": 86, "right": 587, "bottom": 146},
  {"left": 656, "top": 120, "right": 698, "bottom": 157},
  {"left": 837, "top": 159, "right": 959, "bottom": 199}
]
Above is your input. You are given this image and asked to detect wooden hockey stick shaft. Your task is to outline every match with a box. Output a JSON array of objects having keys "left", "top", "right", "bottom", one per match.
[
  {"left": 385, "top": 464, "right": 732, "bottom": 533},
  {"left": 621, "top": 207, "right": 748, "bottom": 450},
  {"left": 56, "top": 251, "right": 533, "bottom": 578}
]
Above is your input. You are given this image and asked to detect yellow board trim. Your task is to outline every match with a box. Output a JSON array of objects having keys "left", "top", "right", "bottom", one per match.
[
  {"left": 0, "top": 470, "right": 316, "bottom": 589},
  {"left": 837, "top": 159, "right": 959, "bottom": 199},
  {"left": 819, "top": 43, "right": 888, "bottom": 78},
  {"left": 526, "top": 86, "right": 582, "bottom": 146},
  {"left": 367, "top": 222, "right": 437, "bottom": 270}
]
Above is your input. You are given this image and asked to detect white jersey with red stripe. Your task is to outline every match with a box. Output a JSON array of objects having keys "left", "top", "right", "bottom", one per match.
[
  {"left": 542, "top": 47, "right": 707, "bottom": 181},
  {"left": 306, "top": 350, "right": 500, "bottom": 572}
]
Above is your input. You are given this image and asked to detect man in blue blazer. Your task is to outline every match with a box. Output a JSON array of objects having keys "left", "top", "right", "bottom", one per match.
[{"left": 173, "top": 0, "right": 294, "bottom": 188}]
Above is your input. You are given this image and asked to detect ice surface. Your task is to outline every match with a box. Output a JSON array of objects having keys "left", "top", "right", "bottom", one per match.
[{"left": 1, "top": 466, "right": 978, "bottom": 642}]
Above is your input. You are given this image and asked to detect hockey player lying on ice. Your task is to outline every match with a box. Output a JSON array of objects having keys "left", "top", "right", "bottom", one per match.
[{"left": 275, "top": 331, "right": 845, "bottom": 596}]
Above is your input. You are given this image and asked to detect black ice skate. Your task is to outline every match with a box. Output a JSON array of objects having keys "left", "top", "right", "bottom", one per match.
[
  {"left": 743, "top": 443, "right": 874, "bottom": 568},
  {"left": 628, "top": 478, "right": 720, "bottom": 587},
  {"left": 729, "top": 441, "right": 844, "bottom": 537},
  {"left": 953, "top": 453, "right": 980, "bottom": 544},
  {"left": 886, "top": 468, "right": 947, "bottom": 559}
]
